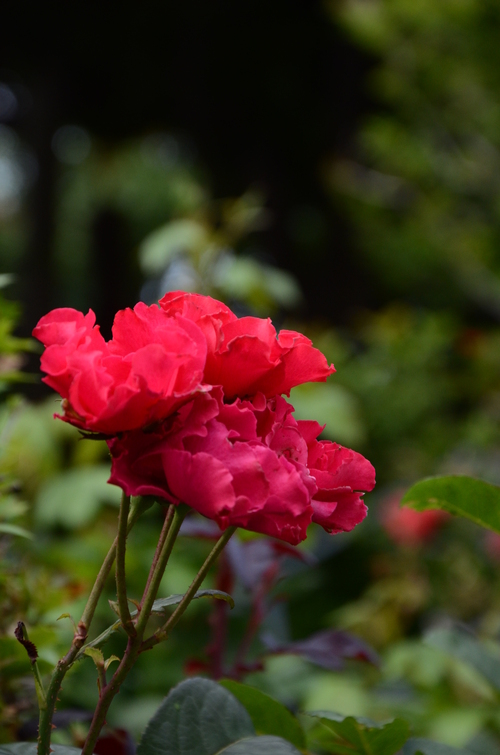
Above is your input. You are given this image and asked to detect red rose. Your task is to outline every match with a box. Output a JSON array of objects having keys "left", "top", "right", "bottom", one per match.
[
  {"left": 159, "top": 291, "right": 335, "bottom": 398},
  {"left": 297, "top": 419, "right": 375, "bottom": 533},
  {"left": 108, "top": 389, "right": 314, "bottom": 545},
  {"left": 108, "top": 390, "right": 374, "bottom": 544},
  {"left": 34, "top": 292, "right": 375, "bottom": 543},
  {"left": 33, "top": 303, "right": 207, "bottom": 434},
  {"left": 34, "top": 292, "right": 337, "bottom": 436}
]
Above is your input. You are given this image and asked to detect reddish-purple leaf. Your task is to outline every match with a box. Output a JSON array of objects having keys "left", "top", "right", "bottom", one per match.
[{"left": 261, "top": 629, "right": 379, "bottom": 670}]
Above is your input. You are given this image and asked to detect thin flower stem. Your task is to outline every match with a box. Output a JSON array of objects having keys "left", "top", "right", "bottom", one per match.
[
  {"left": 37, "top": 632, "right": 86, "bottom": 755},
  {"left": 115, "top": 493, "right": 135, "bottom": 637},
  {"left": 32, "top": 659, "right": 47, "bottom": 710},
  {"left": 141, "top": 526, "right": 237, "bottom": 653},
  {"left": 97, "top": 664, "right": 107, "bottom": 698},
  {"left": 140, "top": 504, "right": 175, "bottom": 606},
  {"left": 81, "top": 636, "right": 141, "bottom": 755},
  {"left": 37, "top": 495, "right": 148, "bottom": 755},
  {"left": 81, "top": 504, "right": 188, "bottom": 755},
  {"left": 135, "top": 505, "right": 187, "bottom": 637},
  {"left": 80, "top": 496, "right": 145, "bottom": 631}
]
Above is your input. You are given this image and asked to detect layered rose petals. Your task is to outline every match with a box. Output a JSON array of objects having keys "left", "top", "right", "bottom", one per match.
[
  {"left": 160, "top": 291, "right": 335, "bottom": 398},
  {"left": 108, "top": 390, "right": 374, "bottom": 544},
  {"left": 297, "top": 419, "right": 376, "bottom": 533},
  {"left": 108, "top": 391, "right": 314, "bottom": 545},
  {"left": 33, "top": 303, "right": 207, "bottom": 434},
  {"left": 261, "top": 398, "right": 375, "bottom": 534},
  {"left": 35, "top": 291, "right": 375, "bottom": 543}
]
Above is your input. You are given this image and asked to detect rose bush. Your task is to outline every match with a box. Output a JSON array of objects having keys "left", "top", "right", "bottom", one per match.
[{"left": 28, "top": 291, "right": 377, "bottom": 755}]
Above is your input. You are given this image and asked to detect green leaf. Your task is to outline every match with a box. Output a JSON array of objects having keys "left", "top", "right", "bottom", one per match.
[
  {"left": 84, "top": 646, "right": 105, "bottom": 666},
  {"left": 76, "top": 618, "right": 122, "bottom": 657},
  {"left": 425, "top": 626, "right": 500, "bottom": 692},
  {"left": 78, "top": 590, "right": 234, "bottom": 659},
  {"left": 56, "top": 613, "right": 73, "bottom": 622},
  {"left": 139, "top": 219, "right": 208, "bottom": 275},
  {"left": 306, "top": 710, "right": 410, "bottom": 755},
  {"left": 137, "top": 677, "right": 255, "bottom": 755},
  {"left": 35, "top": 465, "right": 121, "bottom": 529},
  {"left": 0, "top": 745, "right": 81, "bottom": 755},
  {"left": 104, "top": 654, "right": 120, "bottom": 671},
  {"left": 214, "top": 255, "right": 302, "bottom": 312},
  {"left": 0, "top": 494, "right": 29, "bottom": 519},
  {"left": 0, "top": 523, "right": 33, "bottom": 538},
  {"left": 218, "top": 737, "right": 302, "bottom": 754},
  {"left": 402, "top": 738, "right": 476, "bottom": 754},
  {"left": 401, "top": 475, "right": 500, "bottom": 533},
  {"left": 219, "top": 680, "right": 306, "bottom": 750},
  {"left": 144, "top": 590, "right": 235, "bottom": 614}
]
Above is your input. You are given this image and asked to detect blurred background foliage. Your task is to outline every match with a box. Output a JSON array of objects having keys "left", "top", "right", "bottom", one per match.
[{"left": 1, "top": 0, "right": 500, "bottom": 751}]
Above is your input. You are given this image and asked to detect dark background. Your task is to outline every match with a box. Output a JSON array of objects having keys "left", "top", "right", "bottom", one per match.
[{"left": 0, "top": 0, "right": 377, "bottom": 335}]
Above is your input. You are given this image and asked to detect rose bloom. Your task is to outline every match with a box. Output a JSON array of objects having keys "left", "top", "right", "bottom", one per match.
[
  {"left": 159, "top": 292, "right": 335, "bottom": 398},
  {"left": 32, "top": 303, "right": 207, "bottom": 434},
  {"left": 108, "top": 390, "right": 375, "bottom": 545},
  {"left": 33, "top": 292, "right": 334, "bottom": 435},
  {"left": 34, "top": 291, "right": 375, "bottom": 543}
]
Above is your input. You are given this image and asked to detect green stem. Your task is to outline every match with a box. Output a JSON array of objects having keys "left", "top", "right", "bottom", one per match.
[
  {"left": 32, "top": 659, "right": 47, "bottom": 711},
  {"left": 95, "top": 659, "right": 107, "bottom": 698},
  {"left": 81, "top": 504, "right": 187, "bottom": 755},
  {"left": 141, "top": 525, "right": 236, "bottom": 652},
  {"left": 140, "top": 504, "right": 175, "bottom": 606},
  {"left": 15, "top": 622, "right": 47, "bottom": 710},
  {"left": 135, "top": 505, "right": 187, "bottom": 637},
  {"left": 37, "top": 630, "right": 87, "bottom": 755},
  {"left": 115, "top": 493, "right": 135, "bottom": 637},
  {"left": 80, "top": 496, "right": 145, "bottom": 631},
  {"left": 81, "top": 636, "right": 140, "bottom": 755},
  {"left": 37, "top": 495, "right": 147, "bottom": 755}
]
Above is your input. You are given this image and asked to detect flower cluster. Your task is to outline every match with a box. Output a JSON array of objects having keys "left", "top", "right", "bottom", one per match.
[{"left": 34, "top": 292, "right": 375, "bottom": 544}]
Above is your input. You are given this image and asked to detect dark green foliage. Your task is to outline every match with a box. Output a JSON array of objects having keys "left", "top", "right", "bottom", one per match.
[
  {"left": 425, "top": 625, "right": 500, "bottom": 693},
  {"left": 402, "top": 739, "right": 475, "bottom": 755},
  {"left": 215, "top": 738, "right": 302, "bottom": 754},
  {"left": 306, "top": 710, "right": 410, "bottom": 755},
  {"left": 219, "top": 679, "right": 306, "bottom": 750},
  {"left": 402, "top": 475, "right": 500, "bottom": 533},
  {"left": 137, "top": 678, "right": 255, "bottom": 755}
]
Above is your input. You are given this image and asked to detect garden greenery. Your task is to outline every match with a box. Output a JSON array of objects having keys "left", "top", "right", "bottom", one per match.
[
  {"left": 2, "top": 285, "right": 498, "bottom": 755},
  {"left": 13, "top": 291, "right": 378, "bottom": 754}
]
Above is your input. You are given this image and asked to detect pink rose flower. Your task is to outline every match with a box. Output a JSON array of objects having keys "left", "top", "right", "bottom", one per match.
[
  {"left": 261, "top": 400, "right": 375, "bottom": 534},
  {"left": 108, "top": 390, "right": 315, "bottom": 545},
  {"left": 159, "top": 291, "right": 335, "bottom": 398},
  {"left": 108, "top": 390, "right": 375, "bottom": 544},
  {"left": 34, "top": 291, "right": 375, "bottom": 544},
  {"left": 32, "top": 303, "right": 207, "bottom": 434}
]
